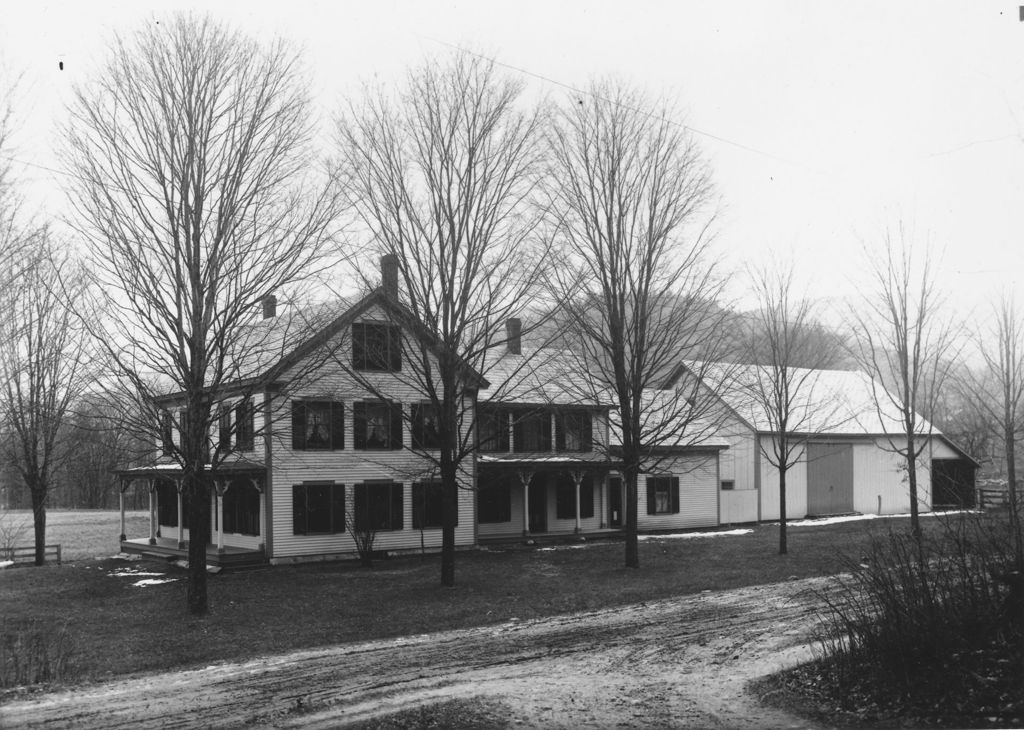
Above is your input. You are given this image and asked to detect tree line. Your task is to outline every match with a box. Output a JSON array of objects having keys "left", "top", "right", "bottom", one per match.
[{"left": 0, "top": 13, "right": 1019, "bottom": 615}]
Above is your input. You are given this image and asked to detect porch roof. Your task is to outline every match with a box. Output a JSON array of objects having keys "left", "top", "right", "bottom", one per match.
[
  {"left": 115, "top": 457, "right": 266, "bottom": 480},
  {"left": 478, "top": 452, "right": 622, "bottom": 469}
]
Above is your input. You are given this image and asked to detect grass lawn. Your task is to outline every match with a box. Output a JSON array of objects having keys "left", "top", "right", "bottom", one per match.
[
  {"left": 1, "top": 510, "right": 150, "bottom": 561},
  {"left": 0, "top": 512, "right": 968, "bottom": 691}
]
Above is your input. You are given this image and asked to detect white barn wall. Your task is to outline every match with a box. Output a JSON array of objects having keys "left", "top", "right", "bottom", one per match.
[
  {"left": 852, "top": 437, "right": 935, "bottom": 515},
  {"left": 759, "top": 450, "right": 808, "bottom": 520}
]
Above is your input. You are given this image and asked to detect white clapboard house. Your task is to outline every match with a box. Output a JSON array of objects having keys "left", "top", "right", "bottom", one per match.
[{"left": 116, "top": 259, "right": 727, "bottom": 565}]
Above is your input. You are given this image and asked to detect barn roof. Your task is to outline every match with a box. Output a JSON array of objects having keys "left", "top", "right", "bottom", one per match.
[{"left": 685, "top": 361, "right": 934, "bottom": 436}]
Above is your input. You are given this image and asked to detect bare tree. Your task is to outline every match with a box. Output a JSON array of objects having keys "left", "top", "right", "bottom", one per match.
[
  {"left": 850, "top": 225, "right": 960, "bottom": 542},
  {"left": 544, "top": 81, "right": 723, "bottom": 569},
  {"left": 960, "top": 294, "right": 1024, "bottom": 569},
  {"left": 740, "top": 261, "right": 844, "bottom": 554},
  {"left": 336, "top": 52, "right": 547, "bottom": 587},
  {"left": 0, "top": 237, "right": 94, "bottom": 565},
  {"left": 63, "top": 14, "right": 343, "bottom": 614}
]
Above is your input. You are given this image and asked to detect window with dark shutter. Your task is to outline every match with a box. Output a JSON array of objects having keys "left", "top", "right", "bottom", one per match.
[
  {"left": 160, "top": 412, "right": 174, "bottom": 455},
  {"left": 292, "top": 483, "right": 345, "bottom": 535},
  {"left": 354, "top": 401, "right": 401, "bottom": 450},
  {"left": 354, "top": 481, "right": 404, "bottom": 531},
  {"left": 477, "top": 409, "right": 509, "bottom": 452},
  {"left": 292, "top": 400, "right": 343, "bottom": 451},
  {"left": 235, "top": 399, "right": 255, "bottom": 451},
  {"left": 513, "top": 410, "right": 552, "bottom": 453},
  {"left": 219, "top": 410, "right": 231, "bottom": 450},
  {"left": 412, "top": 481, "right": 449, "bottom": 529},
  {"left": 556, "top": 411, "right": 592, "bottom": 452},
  {"left": 647, "top": 477, "right": 675, "bottom": 515},
  {"left": 412, "top": 403, "right": 441, "bottom": 450}
]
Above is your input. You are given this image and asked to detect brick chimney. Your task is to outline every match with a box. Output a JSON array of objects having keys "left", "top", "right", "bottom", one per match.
[
  {"left": 381, "top": 254, "right": 399, "bottom": 298},
  {"left": 505, "top": 318, "right": 522, "bottom": 355},
  {"left": 262, "top": 293, "right": 277, "bottom": 319}
]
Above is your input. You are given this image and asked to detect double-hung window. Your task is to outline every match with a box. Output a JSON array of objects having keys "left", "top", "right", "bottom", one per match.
[
  {"left": 353, "top": 401, "right": 402, "bottom": 450},
  {"left": 411, "top": 403, "right": 441, "bottom": 450},
  {"left": 646, "top": 476, "right": 680, "bottom": 515},
  {"left": 291, "top": 401, "right": 345, "bottom": 450},
  {"left": 556, "top": 411, "right": 592, "bottom": 452},
  {"left": 352, "top": 322, "right": 402, "bottom": 372},
  {"left": 354, "top": 481, "right": 404, "bottom": 531},
  {"left": 513, "top": 410, "right": 551, "bottom": 452},
  {"left": 412, "top": 480, "right": 452, "bottom": 529},
  {"left": 292, "top": 483, "right": 345, "bottom": 534}
]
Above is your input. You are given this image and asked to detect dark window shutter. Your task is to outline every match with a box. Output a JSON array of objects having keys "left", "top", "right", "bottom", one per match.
[
  {"left": 582, "top": 415, "right": 593, "bottom": 451},
  {"left": 389, "top": 326, "right": 402, "bottom": 371},
  {"left": 512, "top": 417, "right": 523, "bottom": 453},
  {"left": 646, "top": 478, "right": 656, "bottom": 515},
  {"left": 671, "top": 477, "right": 680, "bottom": 514},
  {"left": 412, "top": 482, "right": 424, "bottom": 529},
  {"left": 292, "top": 402, "right": 306, "bottom": 450},
  {"left": 331, "top": 402, "right": 345, "bottom": 450},
  {"left": 555, "top": 414, "right": 565, "bottom": 451},
  {"left": 390, "top": 482, "right": 404, "bottom": 530},
  {"left": 390, "top": 402, "right": 403, "bottom": 449},
  {"left": 292, "top": 485, "right": 307, "bottom": 534},
  {"left": 219, "top": 411, "right": 231, "bottom": 449},
  {"left": 353, "top": 402, "right": 367, "bottom": 449},
  {"left": 331, "top": 484, "right": 346, "bottom": 533},
  {"left": 542, "top": 412, "right": 552, "bottom": 451}
]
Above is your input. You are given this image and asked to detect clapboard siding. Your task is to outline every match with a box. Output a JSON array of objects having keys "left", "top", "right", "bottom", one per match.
[
  {"left": 636, "top": 454, "right": 718, "bottom": 530},
  {"left": 852, "top": 437, "right": 933, "bottom": 515},
  {"left": 267, "top": 311, "right": 478, "bottom": 559},
  {"left": 759, "top": 449, "right": 808, "bottom": 520}
]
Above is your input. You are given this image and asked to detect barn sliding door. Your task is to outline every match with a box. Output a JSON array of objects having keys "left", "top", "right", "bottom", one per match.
[{"left": 806, "top": 442, "right": 854, "bottom": 516}]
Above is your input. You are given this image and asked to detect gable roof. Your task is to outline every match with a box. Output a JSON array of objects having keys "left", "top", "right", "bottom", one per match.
[
  {"left": 155, "top": 288, "right": 489, "bottom": 403},
  {"left": 477, "top": 346, "right": 615, "bottom": 407},
  {"left": 680, "top": 361, "right": 977, "bottom": 463}
]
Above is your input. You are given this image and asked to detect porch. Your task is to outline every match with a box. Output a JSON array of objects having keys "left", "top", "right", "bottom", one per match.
[
  {"left": 115, "top": 459, "right": 269, "bottom": 568},
  {"left": 476, "top": 454, "right": 624, "bottom": 539},
  {"left": 120, "top": 536, "right": 267, "bottom": 567}
]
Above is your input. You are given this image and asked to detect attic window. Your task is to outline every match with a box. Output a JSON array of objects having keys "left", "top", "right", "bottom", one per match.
[
  {"left": 721, "top": 480, "right": 735, "bottom": 491},
  {"left": 352, "top": 322, "right": 402, "bottom": 372}
]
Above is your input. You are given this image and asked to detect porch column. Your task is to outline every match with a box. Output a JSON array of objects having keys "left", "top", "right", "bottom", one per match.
[
  {"left": 214, "top": 479, "right": 227, "bottom": 553},
  {"left": 518, "top": 470, "right": 533, "bottom": 536},
  {"left": 148, "top": 481, "right": 157, "bottom": 545},
  {"left": 253, "top": 477, "right": 266, "bottom": 550},
  {"left": 118, "top": 480, "right": 127, "bottom": 542},
  {"left": 175, "top": 480, "right": 184, "bottom": 548},
  {"left": 599, "top": 474, "right": 607, "bottom": 528},
  {"left": 571, "top": 470, "right": 584, "bottom": 534}
]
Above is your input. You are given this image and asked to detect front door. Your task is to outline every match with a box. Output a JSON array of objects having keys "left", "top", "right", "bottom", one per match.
[
  {"left": 528, "top": 482, "right": 547, "bottom": 533},
  {"left": 608, "top": 477, "right": 623, "bottom": 527},
  {"left": 806, "top": 442, "right": 854, "bottom": 516}
]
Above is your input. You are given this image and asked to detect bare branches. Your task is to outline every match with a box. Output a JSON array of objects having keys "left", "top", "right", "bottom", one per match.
[
  {"left": 336, "top": 52, "right": 546, "bottom": 586},
  {"left": 543, "top": 81, "right": 722, "bottom": 568},
  {"left": 742, "top": 259, "right": 845, "bottom": 554},
  {"left": 850, "top": 224, "right": 961, "bottom": 541},
  {"left": 62, "top": 12, "right": 344, "bottom": 613}
]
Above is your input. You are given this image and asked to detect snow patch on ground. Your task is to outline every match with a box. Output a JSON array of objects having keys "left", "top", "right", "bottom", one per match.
[
  {"left": 109, "top": 569, "right": 166, "bottom": 578},
  {"left": 0, "top": 560, "right": 13, "bottom": 569},
  {"left": 640, "top": 528, "right": 754, "bottom": 540},
  {"left": 785, "top": 509, "right": 978, "bottom": 528},
  {"left": 537, "top": 544, "right": 592, "bottom": 552},
  {"left": 131, "top": 578, "right": 179, "bottom": 587}
]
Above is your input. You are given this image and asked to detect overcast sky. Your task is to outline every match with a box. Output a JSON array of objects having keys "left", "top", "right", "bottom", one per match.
[{"left": 2, "top": 1, "right": 1022, "bottom": 322}]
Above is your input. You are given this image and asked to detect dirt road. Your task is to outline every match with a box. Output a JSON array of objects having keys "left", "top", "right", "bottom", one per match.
[{"left": 0, "top": 576, "right": 833, "bottom": 729}]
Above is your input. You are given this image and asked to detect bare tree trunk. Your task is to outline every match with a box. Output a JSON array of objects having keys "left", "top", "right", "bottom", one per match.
[
  {"left": 778, "top": 465, "right": 788, "bottom": 555},
  {"left": 30, "top": 486, "right": 46, "bottom": 566},
  {"left": 624, "top": 466, "right": 639, "bottom": 569}
]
